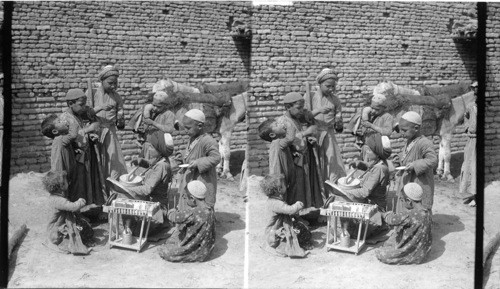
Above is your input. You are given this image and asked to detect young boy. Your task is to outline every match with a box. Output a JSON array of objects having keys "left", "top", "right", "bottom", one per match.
[
  {"left": 159, "top": 180, "right": 216, "bottom": 262},
  {"left": 176, "top": 109, "right": 221, "bottom": 210},
  {"left": 376, "top": 182, "right": 432, "bottom": 265},
  {"left": 43, "top": 170, "right": 94, "bottom": 255},
  {"left": 394, "top": 111, "right": 437, "bottom": 213},
  {"left": 258, "top": 118, "right": 295, "bottom": 200},
  {"left": 41, "top": 114, "right": 76, "bottom": 186},
  {"left": 261, "top": 174, "right": 311, "bottom": 258}
]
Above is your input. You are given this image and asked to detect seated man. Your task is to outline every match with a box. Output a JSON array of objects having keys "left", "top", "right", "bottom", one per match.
[
  {"left": 376, "top": 183, "right": 432, "bottom": 265},
  {"left": 330, "top": 133, "right": 392, "bottom": 238},
  {"left": 110, "top": 130, "right": 174, "bottom": 235}
]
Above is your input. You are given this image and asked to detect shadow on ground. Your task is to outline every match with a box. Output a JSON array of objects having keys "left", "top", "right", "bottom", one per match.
[{"left": 424, "top": 213, "right": 465, "bottom": 263}]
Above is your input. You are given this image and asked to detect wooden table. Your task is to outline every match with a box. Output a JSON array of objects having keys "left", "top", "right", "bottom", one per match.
[
  {"left": 103, "top": 198, "right": 160, "bottom": 253},
  {"left": 320, "top": 201, "right": 377, "bottom": 255}
]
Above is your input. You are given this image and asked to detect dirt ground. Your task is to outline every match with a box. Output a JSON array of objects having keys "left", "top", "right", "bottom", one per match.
[
  {"left": 6, "top": 150, "right": 498, "bottom": 288},
  {"left": 7, "top": 151, "right": 246, "bottom": 288},
  {"left": 247, "top": 153, "right": 477, "bottom": 289}
]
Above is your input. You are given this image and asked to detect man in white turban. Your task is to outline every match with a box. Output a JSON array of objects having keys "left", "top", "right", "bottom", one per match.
[{"left": 394, "top": 111, "right": 437, "bottom": 213}]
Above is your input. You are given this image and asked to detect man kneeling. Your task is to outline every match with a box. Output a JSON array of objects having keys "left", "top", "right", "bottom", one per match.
[{"left": 376, "top": 183, "right": 432, "bottom": 265}]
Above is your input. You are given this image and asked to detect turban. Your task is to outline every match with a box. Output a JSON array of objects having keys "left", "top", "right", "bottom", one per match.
[
  {"left": 150, "top": 131, "right": 174, "bottom": 158},
  {"left": 65, "top": 88, "right": 86, "bottom": 101},
  {"left": 401, "top": 111, "right": 422, "bottom": 126},
  {"left": 404, "top": 183, "right": 423, "bottom": 201},
  {"left": 98, "top": 65, "right": 119, "bottom": 81},
  {"left": 153, "top": 91, "right": 170, "bottom": 104},
  {"left": 371, "top": 93, "right": 387, "bottom": 106},
  {"left": 316, "top": 68, "right": 338, "bottom": 84},
  {"left": 184, "top": 109, "right": 206, "bottom": 123},
  {"left": 365, "top": 133, "right": 392, "bottom": 160},
  {"left": 282, "top": 92, "right": 303, "bottom": 104},
  {"left": 187, "top": 180, "right": 207, "bottom": 200},
  {"left": 471, "top": 81, "right": 478, "bottom": 88}
]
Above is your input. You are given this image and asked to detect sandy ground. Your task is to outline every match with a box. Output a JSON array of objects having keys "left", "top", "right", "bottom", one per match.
[
  {"left": 7, "top": 151, "right": 246, "bottom": 288},
  {"left": 247, "top": 170, "right": 477, "bottom": 289}
]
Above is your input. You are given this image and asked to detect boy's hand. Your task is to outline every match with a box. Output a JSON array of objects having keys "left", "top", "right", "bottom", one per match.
[
  {"left": 77, "top": 198, "right": 86, "bottom": 206},
  {"left": 102, "top": 103, "right": 115, "bottom": 111},
  {"left": 361, "top": 120, "right": 373, "bottom": 129},
  {"left": 143, "top": 118, "right": 155, "bottom": 126},
  {"left": 405, "top": 163, "right": 415, "bottom": 172},
  {"left": 187, "top": 160, "right": 198, "bottom": 170},
  {"left": 295, "top": 201, "right": 304, "bottom": 209}
]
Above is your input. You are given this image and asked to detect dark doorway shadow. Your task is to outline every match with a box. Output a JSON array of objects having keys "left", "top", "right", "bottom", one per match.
[
  {"left": 207, "top": 211, "right": 245, "bottom": 261},
  {"left": 423, "top": 213, "right": 465, "bottom": 263},
  {"left": 229, "top": 149, "right": 245, "bottom": 178}
]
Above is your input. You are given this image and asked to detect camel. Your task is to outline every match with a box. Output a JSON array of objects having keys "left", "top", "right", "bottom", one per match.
[
  {"left": 141, "top": 79, "right": 248, "bottom": 180},
  {"left": 371, "top": 81, "right": 475, "bottom": 181}
]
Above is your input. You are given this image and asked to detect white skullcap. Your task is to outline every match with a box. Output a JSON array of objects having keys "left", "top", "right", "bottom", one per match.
[
  {"left": 153, "top": 91, "right": 170, "bottom": 103},
  {"left": 184, "top": 109, "right": 206, "bottom": 123},
  {"left": 401, "top": 111, "right": 422, "bottom": 126},
  {"left": 187, "top": 180, "right": 207, "bottom": 200},
  {"left": 381, "top": 136, "right": 391, "bottom": 150},
  {"left": 404, "top": 183, "right": 423, "bottom": 202}
]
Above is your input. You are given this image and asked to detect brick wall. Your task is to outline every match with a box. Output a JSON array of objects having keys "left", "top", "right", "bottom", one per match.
[
  {"left": 485, "top": 3, "right": 500, "bottom": 182},
  {"left": 247, "top": 2, "right": 477, "bottom": 175},
  {"left": 10, "top": 1, "right": 251, "bottom": 174}
]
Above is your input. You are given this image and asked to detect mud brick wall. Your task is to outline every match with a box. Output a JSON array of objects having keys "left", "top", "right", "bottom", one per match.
[
  {"left": 10, "top": 1, "right": 251, "bottom": 174},
  {"left": 247, "top": 2, "right": 477, "bottom": 175},
  {"left": 485, "top": 3, "right": 500, "bottom": 182}
]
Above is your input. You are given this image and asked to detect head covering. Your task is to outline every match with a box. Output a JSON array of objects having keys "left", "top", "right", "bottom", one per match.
[
  {"left": 187, "top": 180, "right": 207, "bottom": 200},
  {"left": 401, "top": 111, "right": 422, "bottom": 126},
  {"left": 184, "top": 109, "right": 206, "bottom": 123},
  {"left": 98, "top": 65, "right": 119, "bottom": 81},
  {"left": 65, "top": 88, "right": 86, "bottom": 101},
  {"left": 149, "top": 131, "right": 174, "bottom": 157},
  {"left": 404, "top": 183, "right": 423, "bottom": 201},
  {"left": 153, "top": 91, "right": 170, "bottom": 104},
  {"left": 371, "top": 93, "right": 387, "bottom": 106},
  {"left": 282, "top": 92, "right": 303, "bottom": 104},
  {"left": 316, "top": 68, "right": 338, "bottom": 84},
  {"left": 365, "top": 133, "right": 392, "bottom": 160},
  {"left": 471, "top": 81, "right": 478, "bottom": 88}
]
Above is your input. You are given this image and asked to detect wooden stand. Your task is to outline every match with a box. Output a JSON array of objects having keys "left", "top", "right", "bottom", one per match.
[
  {"left": 103, "top": 199, "right": 160, "bottom": 253},
  {"left": 320, "top": 201, "right": 377, "bottom": 255}
]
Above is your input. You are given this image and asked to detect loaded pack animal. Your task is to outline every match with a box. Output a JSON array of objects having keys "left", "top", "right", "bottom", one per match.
[
  {"left": 378, "top": 81, "right": 474, "bottom": 181},
  {"left": 353, "top": 81, "right": 475, "bottom": 181},
  {"left": 130, "top": 79, "right": 249, "bottom": 181}
]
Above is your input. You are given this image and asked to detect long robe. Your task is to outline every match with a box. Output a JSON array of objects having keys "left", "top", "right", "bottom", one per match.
[
  {"left": 60, "top": 108, "right": 105, "bottom": 205},
  {"left": 376, "top": 206, "right": 432, "bottom": 265},
  {"left": 304, "top": 89, "right": 346, "bottom": 189},
  {"left": 89, "top": 87, "right": 127, "bottom": 181},
  {"left": 125, "top": 160, "right": 172, "bottom": 232},
  {"left": 50, "top": 136, "right": 77, "bottom": 193},
  {"left": 276, "top": 113, "right": 323, "bottom": 208},
  {"left": 268, "top": 138, "right": 296, "bottom": 198},
  {"left": 264, "top": 197, "right": 307, "bottom": 258},
  {"left": 159, "top": 200, "right": 216, "bottom": 262},
  {"left": 177, "top": 134, "right": 221, "bottom": 209},
  {"left": 459, "top": 104, "right": 476, "bottom": 197},
  {"left": 395, "top": 136, "right": 438, "bottom": 213}
]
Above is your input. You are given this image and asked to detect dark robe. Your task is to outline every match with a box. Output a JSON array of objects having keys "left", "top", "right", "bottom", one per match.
[{"left": 159, "top": 200, "right": 216, "bottom": 262}]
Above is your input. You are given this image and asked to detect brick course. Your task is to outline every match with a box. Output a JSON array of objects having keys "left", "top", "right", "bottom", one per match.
[{"left": 10, "top": 1, "right": 251, "bottom": 174}]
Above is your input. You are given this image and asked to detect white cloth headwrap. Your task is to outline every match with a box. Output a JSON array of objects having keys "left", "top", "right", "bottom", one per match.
[
  {"left": 184, "top": 109, "right": 206, "bottom": 123},
  {"left": 153, "top": 91, "right": 170, "bottom": 104}
]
